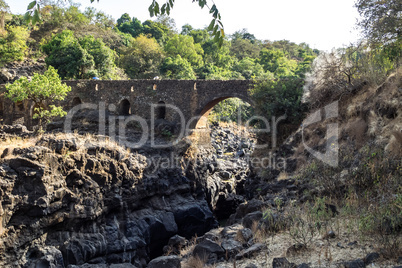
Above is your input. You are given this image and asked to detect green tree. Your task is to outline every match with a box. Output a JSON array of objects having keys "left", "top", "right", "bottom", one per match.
[
  {"left": 355, "top": 0, "right": 401, "bottom": 65},
  {"left": 161, "top": 55, "right": 196, "bottom": 79},
  {"left": 232, "top": 57, "right": 265, "bottom": 79},
  {"left": 147, "top": 0, "right": 224, "bottom": 46},
  {"left": 117, "top": 12, "right": 130, "bottom": 25},
  {"left": 295, "top": 55, "right": 316, "bottom": 77},
  {"left": 27, "top": 0, "right": 225, "bottom": 46},
  {"left": 84, "top": 7, "right": 114, "bottom": 29},
  {"left": 6, "top": 14, "right": 28, "bottom": 27},
  {"left": 142, "top": 19, "right": 170, "bottom": 44},
  {"left": 202, "top": 39, "right": 233, "bottom": 68},
  {"left": 250, "top": 76, "right": 306, "bottom": 124},
  {"left": 202, "top": 64, "right": 238, "bottom": 80},
  {"left": 116, "top": 13, "right": 143, "bottom": 37},
  {"left": 79, "top": 35, "right": 117, "bottom": 79},
  {"left": 181, "top": 24, "right": 193, "bottom": 35},
  {"left": 5, "top": 66, "right": 71, "bottom": 129},
  {"left": 189, "top": 28, "right": 210, "bottom": 44},
  {"left": 43, "top": 30, "right": 119, "bottom": 79},
  {"left": 155, "top": 14, "right": 176, "bottom": 33},
  {"left": 0, "top": 26, "right": 29, "bottom": 64},
  {"left": 42, "top": 30, "right": 94, "bottom": 79},
  {"left": 231, "top": 29, "right": 257, "bottom": 44},
  {"left": 259, "top": 48, "right": 297, "bottom": 76},
  {"left": 210, "top": 98, "right": 252, "bottom": 123},
  {"left": 356, "top": 0, "right": 401, "bottom": 45},
  {"left": 230, "top": 38, "right": 261, "bottom": 60},
  {"left": 120, "top": 34, "right": 164, "bottom": 79},
  {"left": 164, "top": 34, "right": 204, "bottom": 68}
]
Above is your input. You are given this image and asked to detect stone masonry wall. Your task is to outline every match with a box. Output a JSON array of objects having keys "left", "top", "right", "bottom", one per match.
[{"left": 0, "top": 80, "right": 252, "bottom": 130}]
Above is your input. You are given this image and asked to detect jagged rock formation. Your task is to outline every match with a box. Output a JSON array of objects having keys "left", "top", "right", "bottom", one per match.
[
  {"left": 0, "top": 120, "right": 256, "bottom": 268},
  {"left": 0, "top": 133, "right": 219, "bottom": 267},
  {"left": 0, "top": 59, "right": 46, "bottom": 84}
]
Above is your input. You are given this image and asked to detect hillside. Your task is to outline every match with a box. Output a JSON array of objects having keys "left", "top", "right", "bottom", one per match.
[{"left": 0, "top": 0, "right": 400, "bottom": 267}]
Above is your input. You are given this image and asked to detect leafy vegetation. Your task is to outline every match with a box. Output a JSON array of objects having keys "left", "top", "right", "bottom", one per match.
[
  {"left": 251, "top": 77, "right": 307, "bottom": 125},
  {"left": 0, "top": 25, "right": 29, "bottom": 64},
  {"left": 5, "top": 66, "right": 71, "bottom": 129}
]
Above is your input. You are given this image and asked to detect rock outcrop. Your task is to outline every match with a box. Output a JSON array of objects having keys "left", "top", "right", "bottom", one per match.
[
  {"left": 0, "top": 59, "right": 46, "bottom": 84},
  {"left": 0, "top": 134, "right": 217, "bottom": 267}
]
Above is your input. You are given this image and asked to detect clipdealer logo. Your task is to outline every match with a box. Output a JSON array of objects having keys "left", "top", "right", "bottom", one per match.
[{"left": 302, "top": 101, "right": 339, "bottom": 167}]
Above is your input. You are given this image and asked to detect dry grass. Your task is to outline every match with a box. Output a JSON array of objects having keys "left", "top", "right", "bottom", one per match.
[
  {"left": 0, "top": 136, "right": 39, "bottom": 159},
  {"left": 344, "top": 118, "right": 368, "bottom": 148},
  {"left": 250, "top": 220, "right": 269, "bottom": 244},
  {"left": 180, "top": 235, "right": 218, "bottom": 268},
  {"left": 277, "top": 172, "right": 289, "bottom": 181},
  {"left": 182, "top": 255, "right": 216, "bottom": 268},
  {"left": 180, "top": 236, "right": 198, "bottom": 258}
]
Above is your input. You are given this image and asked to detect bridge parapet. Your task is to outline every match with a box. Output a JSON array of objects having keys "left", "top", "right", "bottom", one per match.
[{"left": 1, "top": 79, "right": 252, "bottom": 131}]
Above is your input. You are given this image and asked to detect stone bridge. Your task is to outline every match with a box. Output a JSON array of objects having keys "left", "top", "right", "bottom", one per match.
[{"left": 1, "top": 80, "right": 252, "bottom": 131}]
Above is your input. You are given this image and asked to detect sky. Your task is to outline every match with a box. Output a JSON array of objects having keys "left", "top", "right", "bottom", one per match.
[{"left": 7, "top": 0, "right": 362, "bottom": 51}]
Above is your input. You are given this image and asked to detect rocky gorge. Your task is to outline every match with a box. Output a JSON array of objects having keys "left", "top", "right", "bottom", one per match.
[
  {"left": 0, "top": 122, "right": 263, "bottom": 267},
  {"left": 0, "top": 70, "right": 401, "bottom": 268}
]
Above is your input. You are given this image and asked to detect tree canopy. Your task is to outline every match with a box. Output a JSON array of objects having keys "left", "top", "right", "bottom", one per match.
[
  {"left": 25, "top": 0, "right": 225, "bottom": 46},
  {"left": 5, "top": 66, "right": 71, "bottom": 128}
]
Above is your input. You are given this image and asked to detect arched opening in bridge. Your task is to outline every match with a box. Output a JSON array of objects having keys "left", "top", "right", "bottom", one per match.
[
  {"left": 156, "top": 101, "right": 166, "bottom": 120},
  {"left": 193, "top": 96, "right": 254, "bottom": 157},
  {"left": 194, "top": 97, "right": 251, "bottom": 129},
  {"left": 118, "top": 99, "right": 131, "bottom": 115},
  {"left": 14, "top": 101, "right": 24, "bottom": 112},
  {"left": 71, "top": 97, "right": 82, "bottom": 107}
]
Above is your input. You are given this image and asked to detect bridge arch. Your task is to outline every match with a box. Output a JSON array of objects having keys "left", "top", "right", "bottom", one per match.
[
  {"left": 193, "top": 94, "right": 253, "bottom": 129},
  {"left": 71, "top": 97, "right": 82, "bottom": 107},
  {"left": 118, "top": 99, "right": 131, "bottom": 115},
  {"left": 156, "top": 101, "right": 166, "bottom": 120}
]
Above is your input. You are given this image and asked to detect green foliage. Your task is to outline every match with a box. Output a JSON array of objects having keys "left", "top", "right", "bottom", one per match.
[
  {"left": 6, "top": 14, "right": 28, "bottom": 27},
  {"left": 117, "top": 14, "right": 143, "bottom": 38},
  {"left": 116, "top": 14, "right": 172, "bottom": 45},
  {"left": 231, "top": 29, "right": 257, "bottom": 43},
  {"left": 79, "top": 35, "right": 117, "bottom": 79},
  {"left": 250, "top": 76, "right": 306, "bottom": 124},
  {"left": 164, "top": 34, "right": 204, "bottom": 68},
  {"left": 356, "top": 0, "right": 401, "bottom": 46},
  {"left": 120, "top": 34, "right": 164, "bottom": 79},
  {"left": 0, "top": 0, "right": 10, "bottom": 30},
  {"left": 33, "top": 105, "right": 67, "bottom": 123},
  {"left": 232, "top": 57, "right": 265, "bottom": 79},
  {"left": 259, "top": 48, "right": 298, "bottom": 76},
  {"left": 210, "top": 98, "right": 252, "bottom": 123},
  {"left": 42, "top": 30, "right": 118, "bottom": 79},
  {"left": 84, "top": 7, "right": 114, "bottom": 29},
  {"left": 189, "top": 28, "right": 210, "bottom": 44},
  {"left": 142, "top": 19, "right": 170, "bottom": 44},
  {"left": 230, "top": 38, "right": 261, "bottom": 60},
  {"left": 148, "top": 0, "right": 224, "bottom": 47},
  {"left": 5, "top": 66, "right": 70, "bottom": 128},
  {"left": 161, "top": 55, "right": 196, "bottom": 79},
  {"left": 42, "top": 30, "right": 94, "bottom": 79},
  {"left": 6, "top": 65, "right": 70, "bottom": 103},
  {"left": 202, "top": 39, "right": 234, "bottom": 70},
  {"left": 0, "top": 25, "right": 29, "bottom": 64},
  {"left": 202, "top": 64, "right": 241, "bottom": 80}
]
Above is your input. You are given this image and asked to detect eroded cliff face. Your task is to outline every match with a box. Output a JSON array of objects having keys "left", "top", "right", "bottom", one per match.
[{"left": 0, "top": 134, "right": 221, "bottom": 267}]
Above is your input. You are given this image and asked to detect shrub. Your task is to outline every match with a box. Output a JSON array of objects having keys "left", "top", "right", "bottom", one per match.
[
  {"left": 5, "top": 66, "right": 71, "bottom": 130},
  {"left": 0, "top": 25, "right": 29, "bottom": 64},
  {"left": 250, "top": 76, "right": 307, "bottom": 125}
]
